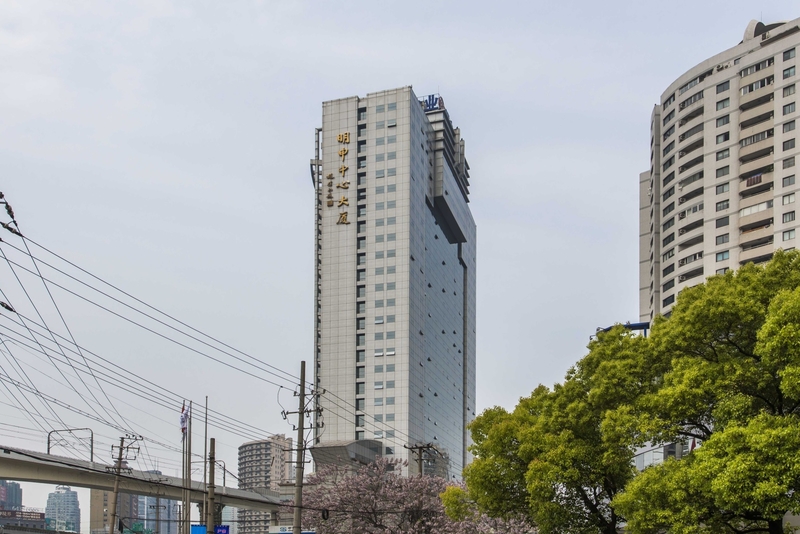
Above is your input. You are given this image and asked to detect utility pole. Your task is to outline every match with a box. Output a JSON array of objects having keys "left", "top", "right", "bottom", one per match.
[
  {"left": 403, "top": 443, "right": 435, "bottom": 476},
  {"left": 108, "top": 437, "right": 125, "bottom": 534},
  {"left": 206, "top": 438, "right": 216, "bottom": 534},
  {"left": 292, "top": 361, "right": 306, "bottom": 534},
  {"left": 203, "top": 396, "right": 208, "bottom": 525}
]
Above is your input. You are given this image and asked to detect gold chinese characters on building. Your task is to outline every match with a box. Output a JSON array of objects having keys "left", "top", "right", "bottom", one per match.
[{"left": 330, "top": 131, "right": 350, "bottom": 224}]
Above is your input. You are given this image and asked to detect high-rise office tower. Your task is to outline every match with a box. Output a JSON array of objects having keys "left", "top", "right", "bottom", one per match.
[
  {"left": 640, "top": 19, "right": 800, "bottom": 320},
  {"left": 236, "top": 436, "right": 292, "bottom": 534},
  {"left": 310, "top": 86, "right": 477, "bottom": 478},
  {"left": 0, "top": 480, "right": 23, "bottom": 510},
  {"left": 89, "top": 489, "right": 138, "bottom": 534},
  {"left": 137, "top": 472, "right": 177, "bottom": 534},
  {"left": 45, "top": 485, "right": 81, "bottom": 532}
]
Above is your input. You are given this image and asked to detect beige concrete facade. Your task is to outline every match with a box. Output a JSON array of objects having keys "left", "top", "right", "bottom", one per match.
[{"left": 640, "top": 19, "right": 800, "bottom": 320}]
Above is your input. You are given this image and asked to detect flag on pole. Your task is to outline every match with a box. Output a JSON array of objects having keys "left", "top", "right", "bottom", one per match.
[{"left": 180, "top": 402, "right": 190, "bottom": 441}]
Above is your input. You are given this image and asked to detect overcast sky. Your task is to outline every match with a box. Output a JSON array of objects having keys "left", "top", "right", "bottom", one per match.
[{"left": 1, "top": 0, "right": 797, "bottom": 527}]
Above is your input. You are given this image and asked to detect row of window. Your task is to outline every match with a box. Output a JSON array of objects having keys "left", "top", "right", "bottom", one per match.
[
  {"left": 375, "top": 152, "right": 397, "bottom": 162},
  {"left": 375, "top": 234, "right": 397, "bottom": 243},
  {"left": 375, "top": 136, "right": 397, "bottom": 145},
  {"left": 375, "top": 185, "right": 397, "bottom": 194},
  {"left": 661, "top": 48, "right": 796, "bottom": 127},
  {"left": 374, "top": 103, "right": 398, "bottom": 113}
]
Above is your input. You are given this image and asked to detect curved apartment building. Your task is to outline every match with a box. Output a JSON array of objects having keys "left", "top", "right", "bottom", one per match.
[{"left": 640, "top": 18, "right": 800, "bottom": 320}]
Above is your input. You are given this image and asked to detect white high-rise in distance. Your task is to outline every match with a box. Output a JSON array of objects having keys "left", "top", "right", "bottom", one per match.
[
  {"left": 311, "top": 86, "right": 477, "bottom": 478},
  {"left": 640, "top": 18, "right": 800, "bottom": 320}
]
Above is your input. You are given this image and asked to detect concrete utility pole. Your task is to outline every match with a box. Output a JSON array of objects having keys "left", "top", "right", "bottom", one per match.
[
  {"left": 292, "top": 361, "right": 306, "bottom": 534},
  {"left": 206, "top": 438, "right": 216, "bottom": 534},
  {"left": 109, "top": 437, "right": 126, "bottom": 534},
  {"left": 403, "top": 443, "right": 435, "bottom": 476}
]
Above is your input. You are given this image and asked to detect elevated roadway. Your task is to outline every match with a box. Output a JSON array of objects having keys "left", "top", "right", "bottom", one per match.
[{"left": 0, "top": 446, "right": 282, "bottom": 513}]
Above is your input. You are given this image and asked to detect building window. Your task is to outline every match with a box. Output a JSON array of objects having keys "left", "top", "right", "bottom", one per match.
[
  {"left": 387, "top": 136, "right": 396, "bottom": 144},
  {"left": 716, "top": 233, "right": 729, "bottom": 245},
  {"left": 387, "top": 119, "right": 397, "bottom": 127},
  {"left": 785, "top": 139, "right": 796, "bottom": 151},
  {"left": 663, "top": 109, "right": 675, "bottom": 125},
  {"left": 786, "top": 157, "right": 796, "bottom": 169},
  {"left": 785, "top": 211, "right": 797, "bottom": 223},
  {"left": 716, "top": 132, "right": 730, "bottom": 144},
  {"left": 357, "top": 286, "right": 366, "bottom": 298},
  {"left": 663, "top": 233, "right": 675, "bottom": 246},
  {"left": 374, "top": 332, "right": 384, "bottom": 341},
  {"left": 387, "top": 233, "right": 396, "bottom": 242},
  {"left": 375, "top": 185, "right": 385, "bottom": 194},
  {"left": 786, "top": 85, "right": 797, "bottom": 97},
  {"left": 376, "top": 105, "right": 385, "bottom": 113},
  {"left": 784, "top": 193, "right": 796, "bottom": 205},
  {"left": 387, "top": 184, "right": 396, "bottom": 193},
  {"left": 356, "top": 301, "right": 365, "bottom": 314},
  {"left": 386, "top": 397, "right": 395, "bottom": 405},
  {"left": 663, "top": 171, "right": 675, "bottom": 186},
  {"left": 355, "top": 398, "right": 365, "bottom": 411},
  {"left": 663, "top": 202, "right": 675, "bottom": 216},
  {"left": 716, "top": 200, "right": 729, "bottom": 211},
  {"left": 663, "top": 279, "right": 675, "bottom": 291},
  {"left": 785, "top": 67, "right": 796, "bottom": 79},
  {"left": 374, "top": 381, "right": 383, "bottom": 389},
  {"left": 784, "top": 229, "right": 796, "bottom": 241},
  {"left": 716, "top": 267, "right": 730, "bottom": 275},
  {"left": 785, "top": 121, "right": 797, "bottom": 133},
  {"left": 663, "top": 156, "right": 675, "bottom": 171},
  {"left": 355, "top": 415, "right": 365, "bottom": 427},
  {"left": 716, "top": 251, "right": 729, "bottom": 262},
  {"left": 387, "top": 249, "right": 396, "bottom": 258},
  {"left": 376, "top": 137, "right": 385, "bottom": 146},
  {"left": 387, "top": 152, "right": 396, "bottom": 160},
  {"left": 786, "top": 102, "right": 797, "bottom": 116},
  {"left": 387, "top": 216, "right": 396, "bottom": 225},
  {"left": 785, "top": 175, "right": 796, "bottom": 187},
  {"left": 375, "top": 283, "right": 384, "bottom": 292},
  {"left": 375, "top": 235, "right": 384, "bottom": 243},
  {"left": 663, "top": 263, "right": 675, "bottom": 276},
  {"left": 717, "top": 98, "right": 730, "bottom": 111},
  {"left": 386, "top": 298, "right": 396, "bottom": 306},
  {"left": 374, "top": 397, "right": 383, "bottom": 406},
  {"left": 357, "top": 350, "right": 365, "bottom": 362},
  {"left": 375, "top": 299, "right": 384, "bottom": 307},
  {"left": 375, "top": 365, "right": 384, "bottom": 373},
  {"left": 717, "top": 216, "right": 730, "bottom": 228},
  {"left": 716, "top": 149, "right": 730, "bottom": 161},
  {"left": 662, "top": 248, "right": 675, "bottom": 262},
  {"left": 375, "top": 202, "right": 384, "bottom": 210},
  {"left": 387, "top": 200, "right": 396, "bottom": 208},
  {"left": 663, "top": 295, "right": 675, "bottom": 307},
  {"left": 387, "top": 102, "right": 397, "bottom": 111},
  {"left": 356, "top": 382, "right": 365, "bottom": 394},
  {"left": 355, "top": 430, "right": 365, "bottom": 440},
  {"left": 356, "top": 334, "right": 365, "bottom": 346},
  {"left": 386, "top": 282, "right": 396, "bottom": 290},
  {"left": 386, "top": 363, "right": 395, "bottom": 372},
  {"left": 716, "top": 183, "right": 730, "bottom": 194},
  {"left": 786, "top": 48, "right": 797, "bottom": 61},
  {"left": 717, "top": 115, "right": 730, "bottom": 127},
  {"left": 663, "top": 217, "right": 675, "bottom": 230},
  {"left": 357, "top": 318, "right": 366, "bottom": 330},
  {"left": 717, "top": 166, "right": 730, "bottom": 178},
  {"left": 387, "top": 168, "right": 396, "bottom": 176},
  {"left": 717, "top": 80, "right": 730, "bottom": 93},
  {"left": 385, "top": 380, "right": 395, "bottom": 389}
]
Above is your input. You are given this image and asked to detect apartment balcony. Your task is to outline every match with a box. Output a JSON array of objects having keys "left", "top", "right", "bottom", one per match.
[
  {"left": 678, "top": 233, "right": 704, "bottom": 252},
  {"left": 739, "top": 224, "right": 774, "bottom": 248},
  {"left": 677, "top": 202, "right": 704, "bottom": 224},
  {"left": 739, "top": 207, "right": 774, "bottom": 230},
  {"left": 741, "top": 64, "right": 774, "bottom": 81},
  {"left": 739, "top": 92, "right": 774, "bottom": 112},
  {"left": 741, "top": 188, "right": 774, "bottom": 209},
  {"left": 678, "top": 186, "right": 704, "bottom": 205},
  {"left": 679, "top": 138, "right": 704, "bottom": 158},
  {"left": 740, "top": 105, "right": 774, "bottom": 125},
  {"left": 677, "top": 266, "right": 705, "bottom": 284},
  {"left": 679, "top": 123, "right": 704, "bottom": 143},
  {"left": 740, "top": 110, "right": 774, "bottom": 133},
  {"left": 740, "top": 177, "right": 774, "bottom": 199},
  {"left": 678, "top": 218, "right": 704, "bottom": 238},
  {"left": 739, "top": 240, "right": 775, "bottom": 264},
  {"left": 739, "top": 136, "right": 774, "bottom": 161},
  {"left": 740, "top": 154, "right": 776, "bottom": 177},
  {"left": 679, "top": 106, "right": 704, "bottom": 127}
]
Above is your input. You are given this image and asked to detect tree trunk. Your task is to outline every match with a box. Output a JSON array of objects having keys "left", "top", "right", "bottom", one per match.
[{"left": 768, "top": 518, "right": 783, "bottom": 534}]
